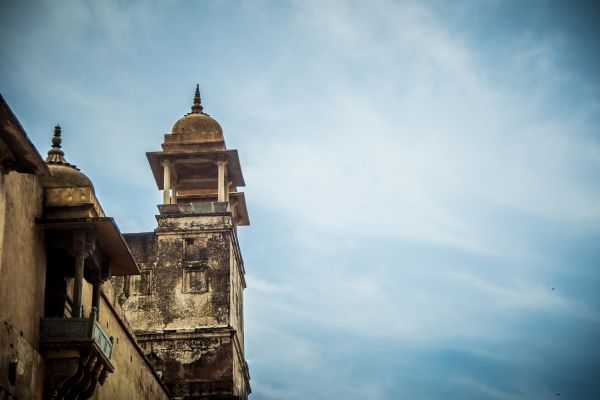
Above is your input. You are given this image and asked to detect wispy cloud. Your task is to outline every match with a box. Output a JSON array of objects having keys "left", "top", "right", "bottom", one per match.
[
  {"left": 1, "top": 0, "right": 599, "bottom": 399},
  {"left": 235, "top": 0, "right": 600, "bottom": 256}
]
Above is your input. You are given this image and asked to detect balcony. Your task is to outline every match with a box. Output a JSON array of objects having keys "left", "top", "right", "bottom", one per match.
[{"left": 39, "top": 309, "right": 114, "bottom": 400}]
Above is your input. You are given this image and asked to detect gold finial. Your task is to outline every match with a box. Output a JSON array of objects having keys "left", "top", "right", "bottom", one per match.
[
  {"left": 45, "top": 124, "right": 67, "bottom": 163},
  {"left": 45, "top": 124, "right": 76, "bottom": 168},
  {"left": 191, "top": 84, "right": 204, "bottom": 114}
]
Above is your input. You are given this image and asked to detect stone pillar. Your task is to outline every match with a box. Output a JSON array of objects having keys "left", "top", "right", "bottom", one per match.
[
  {"left": 171, "top": 177, "right": 178, "bottom": 205},
  {"left": 225, "top": 180, "right": 231, "bottom": 202},
  {"left": 92, "top": 283, "right": 100, "bottom": 320},
  {"left": 216, "top": 160, "right": 227, "bottom": 202},
  {"left": 72, "top": 232, "right": 86, "bottom": 318},
  {"left": 163, "top": 160, "right": 171, "bottom": 204}
]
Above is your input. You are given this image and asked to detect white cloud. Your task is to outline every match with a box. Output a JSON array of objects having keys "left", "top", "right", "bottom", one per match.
[
  {"left": 233, "top": 0, "right": 600, "bottom": 258},
  {"left": 3, "top": 1, "right": 599, "bottom": 398}
]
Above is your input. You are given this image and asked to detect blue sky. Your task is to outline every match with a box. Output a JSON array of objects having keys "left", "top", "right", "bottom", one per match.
[{"left": 1, "top": 1, "right": 599, "bottom": 399}]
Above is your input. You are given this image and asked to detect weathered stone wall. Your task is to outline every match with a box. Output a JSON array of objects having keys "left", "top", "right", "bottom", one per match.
[
  {"left": 136, "top": 330, "right": 235, "bottom": 398},
  {"left": 67, "top": 276, "right": 170, "bottom": 398},
  {"left": 229, "top": 234, "right": 250, "bottom": 398},
  {"left": 0, "top": 171, "right": 46, "bottom": 399},
  {"left": 229, "top": 236, "right": 244, "bottom": 351},
  {"left": 121, "top": 223, "right": 232, "bottom": 331},
  {"left": 0, "top": 170, "right": 169, "bottom": 399},
  {"left": 229, "top": 247, "right": 239, "bottom": 340},
  {"left": 117, "top": 210, "right": 250, "bottom": 398},
  {"left": 231, "top": 339, "right": 248, "bottom": 400},
  {"left": 95, "top": 281, "right": 170, "bottom": 399}
]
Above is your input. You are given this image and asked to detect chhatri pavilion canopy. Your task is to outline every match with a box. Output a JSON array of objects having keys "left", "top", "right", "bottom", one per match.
[{"left": 146, "top": 85, "right": 249, "bottom": 226}]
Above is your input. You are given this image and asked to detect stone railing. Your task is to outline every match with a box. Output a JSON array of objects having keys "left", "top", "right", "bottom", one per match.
[{"left": 39, "top": 308, "right": 115, "bottom": 399}]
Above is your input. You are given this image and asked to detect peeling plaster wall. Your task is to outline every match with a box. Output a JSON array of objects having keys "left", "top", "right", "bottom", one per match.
[
  {"left": 121, "top": 223, "right": 232, "bottom": 331},
  {"left": 94, "top": 281, "right": 170, "bottom": 399},
  {"left": 136, "top": 330, "right": 235, "bottom": 398},
  {"left": 229, "top": 243, "right": 244, "bottom": 352},
  {"left": 117, "top": 210, "right": 250, "bottom": 398},
  {"left": 0, "top": 321, "right": 44, "bottom": 399},
  {"left": 0, "top": 170, "right": 169, "bottom": 399},
  {"left": 0, "top": 171, "right": 46, "bottom": 399},
  {"left": 232, "top": 339, "right": 247, "bottom": 400},
  {"left": 229, "top": 239, "right": 249, "bottom": 398}
]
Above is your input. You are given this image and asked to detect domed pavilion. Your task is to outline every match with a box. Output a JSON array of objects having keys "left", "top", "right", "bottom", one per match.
[{"left": 146, "top": 84, "right": 248, "bottom": 225}]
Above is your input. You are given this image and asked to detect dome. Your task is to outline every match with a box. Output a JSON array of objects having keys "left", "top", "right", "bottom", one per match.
[
  {"left": 171, "top": 112, "right": 223, "bottom": 137},
  {"left": 162, "top": 85, "right": 227, "bottom": 152},
  {"left": 169, "top": 84, "right": 224, "bottom": 140},
  {"left": 46, "top": 163, "right": 95, "bottom": 192}
]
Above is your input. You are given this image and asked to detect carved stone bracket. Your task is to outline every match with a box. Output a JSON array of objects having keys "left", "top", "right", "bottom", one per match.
[{"left": 40, "top": 315, "right": 115, "bottom": 399}]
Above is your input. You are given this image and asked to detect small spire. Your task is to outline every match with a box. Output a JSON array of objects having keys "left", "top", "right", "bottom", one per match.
[
  {"left": 52, "top": 124, "right": 62, "bottom": 148},
  {"left": 191, "top": 84, "right": 204, "bottom": 114},
  {"left": 45, "top": 124, "right": 71, "bottom": 165}
]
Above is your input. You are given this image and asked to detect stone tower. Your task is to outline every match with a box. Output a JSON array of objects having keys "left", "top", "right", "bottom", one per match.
[{"left": 113, "top": 86, "right": 251, "bottom": 399}]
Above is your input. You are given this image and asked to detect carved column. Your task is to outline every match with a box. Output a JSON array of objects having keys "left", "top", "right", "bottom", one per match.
[
  {"left": 225, "top": 180, "right": 231, "bottom": 202},
  {"left": 91, "top": 284, "right": 100, "bottom": 320},
  {"left": 216, "top": 160, "right": 227, "bottom": 202},
  {"left": 163, "top": 160, "right": 172, "bottom": 204},
  {"left": 92, "top": 259, "right": 109, "bottom": 321},
  {"left": 72, "top": 231, "right": 87, "bottom": 318},
  {"left": 171, "top": 175, "right": 178, "bottom": 205}
]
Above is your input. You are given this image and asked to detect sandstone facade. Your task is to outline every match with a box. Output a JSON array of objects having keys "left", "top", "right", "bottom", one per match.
[
  {"left": 0, "top": 86, "right": 250, "bottom": 399},
  {"left": 113, "top": 86, "right": 251, "bottom": 399}
]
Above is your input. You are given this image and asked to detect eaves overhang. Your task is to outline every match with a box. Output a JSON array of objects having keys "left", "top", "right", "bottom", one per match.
[{"left": 38, "top": 216, "right": 140, "bottom": 276}]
